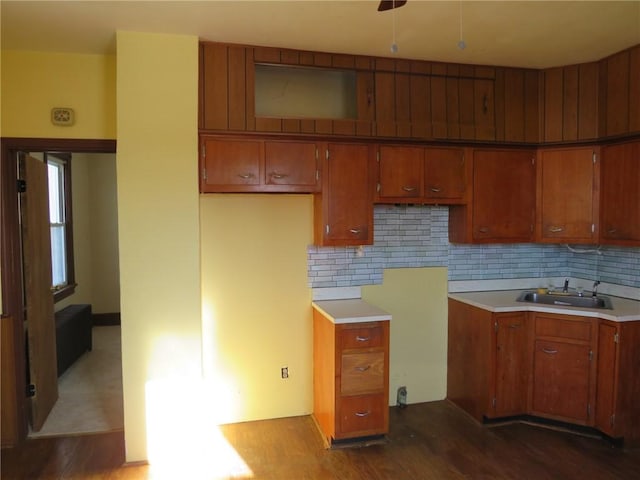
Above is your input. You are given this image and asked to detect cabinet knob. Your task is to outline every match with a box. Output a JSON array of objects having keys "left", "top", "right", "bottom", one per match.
[
  {"left": 355, "top": 411, "right": 371, "bottom": 417},
  {"left": 548, "top": 226, "right": 564, "bottom": 233},
  {"left": 402, "top": 186, "right": 417, "bottom": 192},
  {"left": 356, "top": 336, "right": 370, "bottom": 342},
  {"left": 349, "top": 228, "right": 362, "bottom": 235},
  {"left": 429, "top": 186, "right": 442, "bottom": 193},
  {"left": 238, "top": 173, "right": 254, "bottom": 179},
  {"left": 542, "top": 348, "right": 558, "bottom": 355}
]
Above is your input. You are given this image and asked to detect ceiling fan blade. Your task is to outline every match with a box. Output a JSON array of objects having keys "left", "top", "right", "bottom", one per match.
[{"left": 378, "top": 0, "right": 407, "bottom": 12}]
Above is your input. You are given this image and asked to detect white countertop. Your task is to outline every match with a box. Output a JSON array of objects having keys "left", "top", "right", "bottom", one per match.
[
  {"left": 448, "top": 290, "right": 640, "bottom": 322},
  {"left": 312, "top": 299, "right": 392, "bottom": 324}
]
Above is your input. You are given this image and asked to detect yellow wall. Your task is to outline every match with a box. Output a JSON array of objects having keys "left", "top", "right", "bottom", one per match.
[
  {"left": 200, "top": 194, "right": 314, "bottom": 424},
  {"left": 1, "top": 50, "right": 116, "bottom": 139},
  {"left": 116, "top": 32, "right": 201, "bottom": 462},
  {"left": 362, "top": 267, "right": 448, "bottom": 405}
]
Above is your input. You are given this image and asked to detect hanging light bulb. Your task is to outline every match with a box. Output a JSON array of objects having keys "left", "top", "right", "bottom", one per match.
[
  {"left": 390, "top": 0, "right": 399, "bottom": 54},
  {"left": 458, "top": 0, "right": 466, "bottom": 50}
]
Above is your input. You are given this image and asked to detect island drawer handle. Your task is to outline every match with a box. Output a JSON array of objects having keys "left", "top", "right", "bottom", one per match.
[
  {"left": 355, "top": 411, "right": 371, "bottom": 417},
  {"left": 542, "top": 348, "right": 558, "bottom": 355},
  {"left": 549, "top": 226, "right": 564, "bottom": 233},
  {"left": 356, "top": 336, "right": 370, "bottom": 342}
]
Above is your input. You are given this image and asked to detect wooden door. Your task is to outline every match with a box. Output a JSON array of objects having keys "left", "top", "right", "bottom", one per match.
[
  {"left": 424, "top": 147, "right": 466, "bottom": 201},
  {"left": 595, "top": 321, "right": 619, "bottom": 436},
  {"left": 20, "top": 154, "right": 58, "bottom": 432},
  {"left": 376, "top": 145, "right": 423, "bottom": 202},
  {"left": 601, "top": 141, "right": 640, "bottom": 244},
  {"left": 264, "top": 141, "right": 320, "bottom": 192},
  {"left": 532, "top": 340, "right": 591, "bottom": 423},
  {"left": 200, "top": 137, "right": 263, "bottom": 192},
  {"left": 318, "top": 143, "right": 372, "bottom": 245},
  {"left": 538, "top": 147, "right": 599, "bottom": 243},
  {"left": 472, "top": 149, "right": 536, "bottom": 242},
  {"left": 493, "top": 313, "right": 528, "bottom": 417}
]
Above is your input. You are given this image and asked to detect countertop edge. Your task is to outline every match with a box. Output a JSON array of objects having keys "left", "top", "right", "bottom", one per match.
[
  {"left": 312, "top": 300, "right": 392, "bottom": 324},
  {"left": 448, "top": 292, "right": 640, "bottom": 322}
]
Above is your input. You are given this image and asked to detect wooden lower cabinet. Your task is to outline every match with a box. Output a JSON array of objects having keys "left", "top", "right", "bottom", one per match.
[
  {"left": 448, "top": 300, "right": 640, "bottom": 444},
  {"left": 595, "top": 320, "right": 640, "bottom": 443},
  {"left": 447, "top": 299, "right": 530, "bottom": 421},
  {"left": 312, "top": 309, "right": 389, "bottom": 446}
]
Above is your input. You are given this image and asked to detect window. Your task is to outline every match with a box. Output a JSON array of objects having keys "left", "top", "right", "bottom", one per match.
[{"left": 45, "top": 153, "right": 75, "bottom": 302}]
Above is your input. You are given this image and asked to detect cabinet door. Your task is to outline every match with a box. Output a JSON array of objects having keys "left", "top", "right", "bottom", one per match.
[
  {"left": 538, "top": 147, "right": 599, "bottom": 243},
  {"left": 595, "top": 322, "right": 619, "bottom": 437},
  {"left": 316, "top": 143, "right": 373, "bottom": 246},
  {"left": 472, "top": 149, "right": 536, "bottom": 242},
  {"left": 200, "top": 137, "right": 263, "bottom": 192},
  {"left": 493, "top": 313, "right": 529, "bottom": 418},
  {"left": 264, "top": 141, "right": 320, "bottom": 192},
  {"left": 376, "top": 145, "right": 423, "bottom": 202},
  {"left": 601, "top": 141, "right": 640, "bottom": 244},
  {"left": 424, "top": 147, "right": 466, "bottom": 201},
  {"left": 532, "top": 340, "right": 592, "bottom": 423}
]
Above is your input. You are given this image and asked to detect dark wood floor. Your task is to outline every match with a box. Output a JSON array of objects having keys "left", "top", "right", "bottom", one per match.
[{"left": 2, "top": 401, "right": 639, "bottom": 479}]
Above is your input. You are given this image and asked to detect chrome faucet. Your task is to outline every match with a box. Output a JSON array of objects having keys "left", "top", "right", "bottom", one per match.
[
  {"left": 563, "top": 278, "right": 569, "bottom": 293},
  {"left": 592, "top": 280, "right": 600, "bottom": 297}
]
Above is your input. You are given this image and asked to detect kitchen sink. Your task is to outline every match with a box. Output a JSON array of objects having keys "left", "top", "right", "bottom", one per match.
[{"left": 516, "top": 291, "right": 613, "bottom": 309}]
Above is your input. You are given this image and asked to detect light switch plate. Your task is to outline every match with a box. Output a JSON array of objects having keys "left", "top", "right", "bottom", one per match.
[{"left": 51, "top": 107, "right": 75, "bottom": 126}]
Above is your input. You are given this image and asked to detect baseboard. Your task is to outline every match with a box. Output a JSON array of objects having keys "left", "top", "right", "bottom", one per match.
[{"left": 92, "top": 312, "right": 121, "bottom": 326}]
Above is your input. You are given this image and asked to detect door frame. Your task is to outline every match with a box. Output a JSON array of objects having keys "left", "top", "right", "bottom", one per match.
[{"left": 1, "top": 137, "right": 116, "bottom": 447}]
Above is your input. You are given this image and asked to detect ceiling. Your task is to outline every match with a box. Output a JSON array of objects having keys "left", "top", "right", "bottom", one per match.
[{"left": 1, "top": 1, "right": 639, "bottom": 69}]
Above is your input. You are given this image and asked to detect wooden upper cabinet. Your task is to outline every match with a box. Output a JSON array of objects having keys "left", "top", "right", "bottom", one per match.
[
  {"left": 200, "top": 136, "right": 320, "bottom": 193},
  {"left": 601, "top": 45, "right": 640, "bottom": 137},
  {"left": 424, "top": 147, "right": 467, "bottom": 202},
  {"left": 600, "top": 141, "right": 640, "bottom": 245},
  {"left": 200, "top": 137, "right": 262, "bottom": 191},
  {"left": 496, "top": 68, "right": 540, "bottom": 143},
  {"left": 449, "top": 148, "right": 535, "bottom": 243},
  {"left": 314, "top": 143, "right": 373, "bottom": 246},
  {"left": 536, "top": 146, "right": 600, "bottom": 243},
  {"left": 376, "top": 145, "right": 424, "bottom": 202}
]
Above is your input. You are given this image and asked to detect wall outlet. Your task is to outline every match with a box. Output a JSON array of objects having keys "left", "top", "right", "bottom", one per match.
[{"left": 281, "top": 366, "right": 289, "bottom": 379}]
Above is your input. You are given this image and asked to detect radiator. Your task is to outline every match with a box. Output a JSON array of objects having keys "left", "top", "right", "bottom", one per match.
[{"left": 55, "top": 304, "right": 92, "bottom": 377}]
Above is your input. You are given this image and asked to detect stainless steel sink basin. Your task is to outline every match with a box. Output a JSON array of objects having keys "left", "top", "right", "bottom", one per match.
[{"left": 516, "top": 291, "right": 613, "bottom": 309}]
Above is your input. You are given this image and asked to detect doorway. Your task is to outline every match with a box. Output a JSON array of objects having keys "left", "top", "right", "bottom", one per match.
[{"left": 0, "top": 138, "right": 118, "bottom": 446}]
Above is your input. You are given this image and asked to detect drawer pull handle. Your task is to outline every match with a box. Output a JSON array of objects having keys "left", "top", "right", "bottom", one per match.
[
  {"left": 607, "top": 228, "right": 617, "bottom": 234},
  {"left": 549, "top": 226, "right": 564, "bottom": 233},
  {"left": 355, "top": 336, "right": 370, "bottom": 342},
  {"left": 355, "top": 411, "right": 371, "bottom": 417},
  {"left": 270, "top": 172, "right": 288, "bottom": 179},
  {"left": 478, "top": 227, "right": 489, "bottom": 233},
  {"left": 402, "top": 186, "right": 417, "bottom": 192},
  {"left": 238, "top": 173, "right": 254, "bottom": 179},
  {"left": 355, "top": 365, "right": 371, "bottom": 372},
  {"left": 542, "top": 348, "right": 558, "bottom": 355},
  {"left": 429, "top": 186, "right": 442, "bottom": 193},
  {"left": 349, "top": 228, "right": 362, "bottom": 235},
  {"left": 508, "top": 324, "right": 522, "bottom": 329}
]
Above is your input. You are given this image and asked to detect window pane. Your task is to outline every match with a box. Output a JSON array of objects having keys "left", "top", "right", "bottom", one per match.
[
  {"left": 48, "top": 163, "right": 62, "bottom": 223},
  {"left": 51, "top": 225, "right": 67, "bottom": 287}
]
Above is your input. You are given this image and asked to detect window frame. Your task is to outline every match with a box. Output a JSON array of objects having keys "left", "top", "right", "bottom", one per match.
[{"left": 44, "top": 152, "right": 76, "bottom": 302}]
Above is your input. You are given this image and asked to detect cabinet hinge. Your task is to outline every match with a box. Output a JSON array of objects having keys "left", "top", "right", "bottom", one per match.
[
  {"left": 376, "top": 183, "right": 381, "bottom": 193},
  {"left": 592, "top": 152, "right": 597, "bottom": 164},
  {"left": 17, "top": 179, "right": 26, "bottom": 193},
  {"left": 202, "top": 144, "right": 206, "bottom": 157},
  {"left": 592, "top": 224, "right": 595, "bottom": 233},
  {"left": 27, "top": 383, "right": 35, "bottom": 397},
  {"left": 614, "top": 332, "right": 619, "bottom": 344},
  {"left": 315, "top": 147, "right": 318, "bottom": 160},
  {"left": 589, "top": 350, "right": 593, "bottom": 361},
  {"left": 325, "top": 224, "right": 330, "bottom": 235},
  {"left": 492, "top": 397, "right": 496, "bottom": 408},
  {"left": 326, "top": 149, "right": 329, "bottom": 160},
  {"left": 316, "top": 170, "right": 320, "bottom": 181},
  {"left": 611, "top": 414, "right": 615, "bottom": 427},
  {"left": 531, "top": 157, "right": 535, "bottom": 166},
  {"left": 494, "top": 321, "right": 498, "bottom": 333},
  {"left": 376, "top": 151, "right": 380, "bottom": 162},
  {"left": 587, "top": 403, "right": 591, "bottom": 417},
  {"left": 202, "top": 168, "right": 207, "bottom": 182}
]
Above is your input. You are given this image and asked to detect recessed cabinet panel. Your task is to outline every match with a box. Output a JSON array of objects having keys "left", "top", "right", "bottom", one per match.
[
  {"left": 264, "top": 141, "right": 319, "bottom": 189},
  {"left": 377, "top": 146, "right": 424, "bottom": 200}
]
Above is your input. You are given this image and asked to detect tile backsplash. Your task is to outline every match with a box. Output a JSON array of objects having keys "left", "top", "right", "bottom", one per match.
[{"left": 307, "top": 206, "right": 640, "bottom": 289}]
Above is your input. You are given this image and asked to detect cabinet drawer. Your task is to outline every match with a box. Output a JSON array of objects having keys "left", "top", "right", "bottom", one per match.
[
  {"left": 341, "top": 352, "right": 385, "bottom": 395},
  {"left": 340, "top": 325, "right": 384, "bottom": 349},
  {"left": 338, "top": 394, "right": 385, "bottom": 435},
  {"left": 535, "top": 316, "right": 592, "bottom": 342}
]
